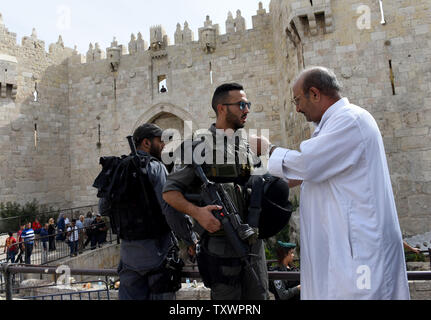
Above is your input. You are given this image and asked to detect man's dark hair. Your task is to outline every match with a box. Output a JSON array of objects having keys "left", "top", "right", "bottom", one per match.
[
  {"left": 211, "top": 83, "right": 244, "bottom": 115},
  {"left": 133, "top": 123, "right": 163, "bottom": 147},
  {"left": 300, "top": 67, "right": 341, "bottom": 99},
  {"left": 8, "top": 231, "right": 13, "bottom": 237}
]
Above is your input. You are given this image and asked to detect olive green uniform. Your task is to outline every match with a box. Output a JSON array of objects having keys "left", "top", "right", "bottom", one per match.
[{"left": 163, "top": 125, "right": 269, "bottom": 300}]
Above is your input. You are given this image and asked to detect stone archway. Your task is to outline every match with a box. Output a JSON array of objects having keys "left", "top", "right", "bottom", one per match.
[
  {"left": 132, "top": 103, "right": 198, "bottom": 136},
  {"left": 133, "top": 103, "right": 199, "bottom": 169},
  {"left": 151, "top": 112, "right": 184, "bottom": 136}
]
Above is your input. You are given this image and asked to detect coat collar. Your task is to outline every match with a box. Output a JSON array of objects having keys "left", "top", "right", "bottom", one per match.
[{"left": 313, "top": 98, "right": 350, "bottom": 137}]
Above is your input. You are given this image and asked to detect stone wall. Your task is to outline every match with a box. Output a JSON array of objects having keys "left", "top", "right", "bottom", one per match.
[{"left": 0, "top": 17, "right": 74, "bottom": 208}]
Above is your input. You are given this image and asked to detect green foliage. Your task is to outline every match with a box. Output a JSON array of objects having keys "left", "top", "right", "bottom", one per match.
[
  {"left": 405, "top": 251, "right": 426, "bottom": 263},
  {"left": 0, "top": 202, "right": 22, "bottom": 219},
  {"left": 0, "top": 199, "right": 56, "bottom": 233},
  {"left": 291, "top": 194, "right": 300, "bottom": 212}
]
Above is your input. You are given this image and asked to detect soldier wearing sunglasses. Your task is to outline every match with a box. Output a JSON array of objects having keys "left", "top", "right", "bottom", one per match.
[{"left": 163, "top": 83, "right": 269, "bottom": 300}]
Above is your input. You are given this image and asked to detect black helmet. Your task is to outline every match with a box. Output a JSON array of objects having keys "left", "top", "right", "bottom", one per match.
[{"left": 258, "top": 175, "right": 293, "bottom": 239}]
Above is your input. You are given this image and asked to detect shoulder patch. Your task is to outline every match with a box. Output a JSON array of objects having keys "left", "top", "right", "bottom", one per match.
[{"left": 274, "top": 280, "right": 283, "bottom": 290}]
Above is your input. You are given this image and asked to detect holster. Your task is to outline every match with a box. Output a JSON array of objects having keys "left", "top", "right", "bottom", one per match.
[
  {"left": 148, "top": 248, "right": 185, "bottom": 294},
  {"left": 196, "top": 237, "right": 243, "bottom": 288}
]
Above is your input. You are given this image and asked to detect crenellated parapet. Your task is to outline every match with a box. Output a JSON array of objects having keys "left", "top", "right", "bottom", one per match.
[
  {"left": 198, "top": 15, "right": 220, "bottom": 54},
  {"left": 128, "top": 32, "right": 148, "bottom": 55},
  {"left": 107, "top": 38, "right": 127, "bottom": 72},
  {"left": 252, "top": 2, "right": 270, "bottom": 29},
  {"left": 56, "top": 2, "right": 271, "bottom": 66},
  {"left": 21, "top": 28, "right": 45, "bottom": 51},
  {"left": 0, "top": 53, "right": 18, "bottom": 99},
  {"left": 150, "top": 25, "right": 170, "bottom": 51},
  {"left": 286, "top": 0, "right": 334, "bottom": 39},
  {"left": 0, "top": 12, "right": 18, "bottom": 47},
  {"left": 174, "top": 21, "right": 194, "bottom": 45},
  {"left": 226, "top": 10, "right": 247, "bottom": 34}
]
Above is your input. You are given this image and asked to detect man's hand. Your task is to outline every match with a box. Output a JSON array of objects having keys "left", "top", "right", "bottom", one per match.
[
  {"left": 163, "top": 191, "right": 222, "bottom": 233},
  {"left": 249, "top": 135, "right": 271, "bottom": 157},
  {"left": 193, "top": 205, "right": 222, "bottom": 234},
  {"left": 288, "top": 180, "right": 303, "bottom": 188},
  {"left": 411, "top": 247, "right": 421, "bottom": 254}
]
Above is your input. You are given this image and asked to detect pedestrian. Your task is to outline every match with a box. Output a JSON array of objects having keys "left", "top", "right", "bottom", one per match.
[
  {"left": 4, "top": 232, "right": 18, "bottom": 263},
  {"left": 93, "top": 123, "right": 193, "bottom": 300},
  {"left": 163, "top": 83, "right": 269, "bottom": 300},
  {"left": 66, "top": 219, "right": 79, "bottom": 257},
  {"left": 264, "top": 66, "right": 410, "bottom": 300},
  {"left": 40, "top": 223, "right": 49, "bottom": 264},
  {"left": 83, "top": 211, "right": 93, "bottom": 249},
  {"left": 90, "top": 214, "right": 107, "bottom": 250},
  {"left": 268, "top": 241, "right": 300, "bottom": 301},
  {"left": 32, "top": 218, "right": 42, "bottom": 235},
  {"left": 48, "top": 218, "right": 56, "bottom": 251},
  {"left": 56, "top": 213, "right": 66, "bottom": 241},
  {"left": 77, "top": 215, "right": 85, "bottom": 254},
  {"left": 21, "top": 222, "right": 35, "bottom": 265},
  {"left": 64, "top": 215, "right": 70, "bottom": 227},
  {"left": 15, "top": 225, "right": 25, "bottom": 263}
]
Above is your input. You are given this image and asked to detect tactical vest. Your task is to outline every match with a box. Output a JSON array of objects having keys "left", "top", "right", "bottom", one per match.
[{"left": 192, "top": 132, "right": 256, "bottom": 235}]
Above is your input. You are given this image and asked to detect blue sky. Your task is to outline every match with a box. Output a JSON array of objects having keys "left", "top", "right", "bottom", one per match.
[{"left": 0, "top": 0, "right": 271, "bottom": 54}]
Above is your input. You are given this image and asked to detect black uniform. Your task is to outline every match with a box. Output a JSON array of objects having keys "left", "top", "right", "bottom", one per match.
[{"left": 268, "top": 265, "right": 300, "bottom": 301}]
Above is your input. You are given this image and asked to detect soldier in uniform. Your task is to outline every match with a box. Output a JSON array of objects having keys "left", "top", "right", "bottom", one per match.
[
  {"left": 269, "top": 241, "right": 301, "bottom": 301},
  {"left": 95, "top": 124, "right": 196, "bottom": 300},
  {"left": 163, "top": 83, "right": 269, "bottom": 300}
]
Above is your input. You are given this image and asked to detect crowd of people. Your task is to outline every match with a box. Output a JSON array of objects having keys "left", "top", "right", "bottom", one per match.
[{"left": 2, "top": 211, "right": 109, "bottom": 264}]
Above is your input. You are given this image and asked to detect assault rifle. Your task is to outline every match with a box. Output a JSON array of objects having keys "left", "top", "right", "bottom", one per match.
[{"left": 192, "top": 152, "right": 266, "bottom": 294}]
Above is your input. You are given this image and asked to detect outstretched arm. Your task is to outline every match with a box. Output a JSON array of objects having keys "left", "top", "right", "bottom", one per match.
[{"left": 403, "top": 241, "right": 420, "bottom": 254}]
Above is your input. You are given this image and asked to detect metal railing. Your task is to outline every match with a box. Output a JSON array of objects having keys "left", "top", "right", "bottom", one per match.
[
  {"left": 0, "top": 221, "right": 118, "bottom": 266},
  {"left": 1, "top": 264, "right": 430, "bottom": 300},
  {"left": 0, "top": 264, "right": 117, "bottom": 300}
]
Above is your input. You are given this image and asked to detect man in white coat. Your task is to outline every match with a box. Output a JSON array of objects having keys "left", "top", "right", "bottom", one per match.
[{"left": 263, "top": 66, "right": 410, "bottom": 300}]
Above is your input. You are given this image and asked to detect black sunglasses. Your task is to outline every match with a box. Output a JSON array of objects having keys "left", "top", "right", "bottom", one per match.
[{"left": 222, "top": 101, "right": 252, "bottom": 111}]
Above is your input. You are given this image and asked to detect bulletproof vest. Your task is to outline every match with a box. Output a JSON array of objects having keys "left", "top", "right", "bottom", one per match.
[
  {"left": 201, "top": 132, "right": 252, "bottom": 185},
  {"left": 94, "top": 154, "right": 171, "bottom": 241},
  {"left": 181, "top": 132, "right": 256, "bottom": 239}
]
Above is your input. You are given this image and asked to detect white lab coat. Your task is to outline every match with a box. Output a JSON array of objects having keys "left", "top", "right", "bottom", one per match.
[{"left": 268, "top": 98, "right": 410, "bottom": 300}]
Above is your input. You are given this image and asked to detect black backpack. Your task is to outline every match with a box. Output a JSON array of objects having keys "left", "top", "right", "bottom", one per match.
[{"left": 93, "top": 154, "right": 171, "bottom": 241}]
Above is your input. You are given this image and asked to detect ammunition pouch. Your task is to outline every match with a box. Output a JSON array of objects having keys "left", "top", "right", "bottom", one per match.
[
  {"left": 148, "top": 248, "right": 185, "bottom": 294},
  {"left": 196, "top": 238, "right": 243, "bottom": 288}
]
